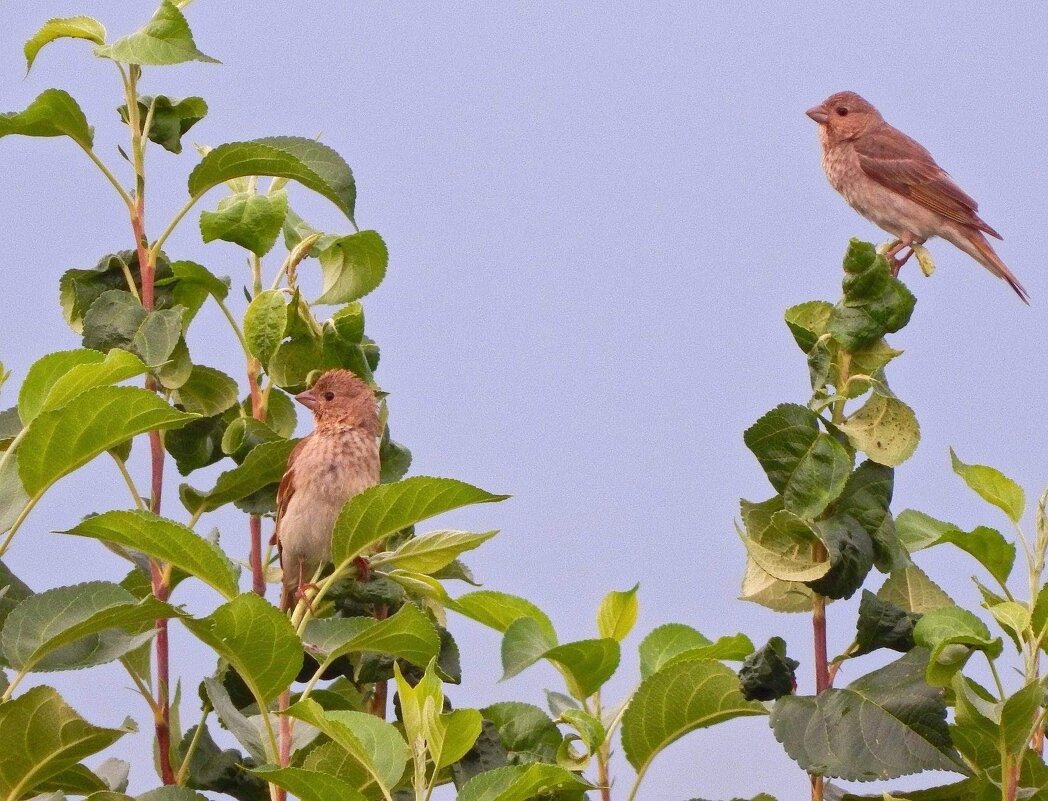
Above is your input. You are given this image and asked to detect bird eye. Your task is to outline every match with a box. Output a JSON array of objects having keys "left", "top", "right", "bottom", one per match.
[
  {"left": 835, "top": 106, "right": 849, "bottom": 117},
  {"left": 323, "top": 391, "right": 335, "bottom": 401}
]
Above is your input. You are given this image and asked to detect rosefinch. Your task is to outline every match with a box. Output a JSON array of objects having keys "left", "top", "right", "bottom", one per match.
[
  {"left": 806, "top": 91, "right": 1028, "bottom": 303},
  {"left": 276, "top": 369, "right": 380, "bottom": 610}
]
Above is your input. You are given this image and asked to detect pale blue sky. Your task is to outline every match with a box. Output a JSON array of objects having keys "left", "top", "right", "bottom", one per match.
[{"left": 2, "top": 3, "right": 1048, "bottom": 799}]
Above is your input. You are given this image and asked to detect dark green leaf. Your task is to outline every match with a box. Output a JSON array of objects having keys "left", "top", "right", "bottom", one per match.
[
  {"left": 771, "top": 649, "right": 963, "bottom": 780},
  {"left": 853, "top": 590, "right": 921, "bottom": 657},
  {"left": 175, "top": 724, "right": 268, "bottom": 801},
  {"left": 744, "top": 403, "right": 852, "bottom": 518},
  {"left": 738, "top": 636, "right": 798, "bottom": 701},
  {"left": 118, "top": 95, "right": 207, "bottom": 154},
  {"left": 828, "top": 239, "right": 916, "bottom": 350},
  {"left": 481, "top": 702, "right": 562, "bottom": 764},
  {"left": 833, "top": 461, "right": 905, "bottom": 572},
  {"left": 805, "top": 515, "right": 874, "bottom": 600}
]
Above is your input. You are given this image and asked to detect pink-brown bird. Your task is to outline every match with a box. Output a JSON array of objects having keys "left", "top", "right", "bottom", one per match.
[
  {"left": 276, "top": 369, "right": 381, "bottom": 610},
  {"left": 806, "top": 91, "right": 1028, "bottom": 303}
]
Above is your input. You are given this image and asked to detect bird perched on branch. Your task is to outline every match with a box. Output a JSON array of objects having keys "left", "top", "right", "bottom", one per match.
[
  {"left": 806, "top": 91, "right": 1028, "bottom": 303},
  {"left": 276, "top": 369, "right": 380, "bottom": 611}
]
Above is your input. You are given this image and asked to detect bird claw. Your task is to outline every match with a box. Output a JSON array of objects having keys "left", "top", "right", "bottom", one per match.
[{"left": 295, "top": 582, "right": 320, "bottom": 614}]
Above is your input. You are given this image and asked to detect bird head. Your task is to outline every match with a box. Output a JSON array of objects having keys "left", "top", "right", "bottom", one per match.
[
  {"left": 295, "top": 369, "right": 379, "bottom": 432},
  {"left": 806, "top": 91, "right": 882, "bottom": 142}
]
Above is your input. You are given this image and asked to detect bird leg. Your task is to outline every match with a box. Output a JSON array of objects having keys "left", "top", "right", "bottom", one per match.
[
  {"left": 294, "top": 562, "right": 320, "bottom": 614},
  {"left": 883, "top": 236, "right": 915, "bottom": 277}
]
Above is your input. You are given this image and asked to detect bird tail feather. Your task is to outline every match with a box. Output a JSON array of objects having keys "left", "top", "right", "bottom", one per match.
[{"left": 950, "top": 228, "right": 1029, "bottom": 304}]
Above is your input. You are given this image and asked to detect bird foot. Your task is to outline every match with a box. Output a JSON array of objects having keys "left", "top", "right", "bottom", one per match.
[{"left": 295, "top": 582, "right": 320, "bottom": 614}]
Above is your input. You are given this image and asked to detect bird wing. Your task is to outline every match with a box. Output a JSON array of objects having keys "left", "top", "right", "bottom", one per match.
[
  {"left": 275, "top": 435, "right": 311, "bottom": 570},
  {"left": 855, "top": 125, "right": 1002, "bottom": 239}
]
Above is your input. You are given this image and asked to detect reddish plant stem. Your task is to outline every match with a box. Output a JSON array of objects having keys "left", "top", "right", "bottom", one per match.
[{"left": 134, "top": 193, "right": 176, "bottom": 785}]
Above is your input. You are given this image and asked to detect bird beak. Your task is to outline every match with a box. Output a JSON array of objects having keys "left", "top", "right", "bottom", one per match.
[
  {"left": 806, "top": 105, "right": 829, "bottom": 124},
  {"left": 294, "top": 389, "right": 318, "bottom": 410}
]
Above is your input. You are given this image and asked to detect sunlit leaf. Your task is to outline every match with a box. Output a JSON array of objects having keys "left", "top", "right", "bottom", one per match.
[{"left": 96, "top": 0, "right": 218, "bottom": 65}]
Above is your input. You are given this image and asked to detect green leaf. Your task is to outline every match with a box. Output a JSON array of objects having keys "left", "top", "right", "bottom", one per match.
[
  {"left": 82, "top": 290, "right": 182, "bottom": 368},
  {"left": 95, "top": 0, "right": 218, "bottom": 65},
  {"left": 742, "top": 509, "right": 831, "bottom": 583},
  {"left": 771, "top": 649, "right": 963, "bottom": 780},
  {"left": 638, "top": 623, "right": 711, "bottom": 679},
  {"left": 545, "top": 639, "right": 620, "bottom": 700},
  {"left": 316, "top": 231, "right": 388, "bottom": 305},
  {"left": 739, "top": 550, "right": 814, "bottom": 613},
  {"left": 18, "top": 349, "right": 110, "bottom": 424},
  {"left": 738, "top": 636, "right": 798, "bottom": 701},
  {"left": 282, "top": 700, "right": 409, "bottom": 796},
  {"left": 784, "top": 300, "right": 834, "bottom": 353},
  {"left": 621, "top": 658, "right": 766, "bottom": 778},
  {"left": 0, "top": 686, "right": 132, "bottom": 800},
  {"left": 853, "top": 590, "right": 921, "bottom": 657},
  {"left": 934, "top": 525, "right": 1015, "bottom": 587},
  {"left": 804, "top": 515, "right": 874, "bottom": 600},
  {"left": 838, "top": 392, "right": 920, "bottom": 467},
  {"left": 200, "top": 190, "right": 288, "bottom": 257},
  {"left": 482, "top": 702, "right": 563, "bottom": 764},
  {"left": 455, "top": 764, "right": 590, "bottom": 801},
  {"left": 168, "top": 260, "right": 229, "bottom": 327},
  {"left": 183, "top": 593, "right": 301, "bottom": 704},
  {"left": 24, "top": 16, "right": 106, "bottom": 73},
  {"left": 987, "top": 601, "right": 1031, "bottom": 649},
  {"left": 172, "top": 365, "right": 238, "bottom": 417},
  {"left": 179, "top": 438, "right": 297, "bottom": 515},
  {"left": 596, "top": 584, "right": 639, "bottom": 642},
  {"left": 0, "top": 89, "right": 93, "bottom": 149},
  {"left": 174, "top": 724, "right": 266, "bottom": 800},
  {"left": 744, "top": 404, "right": 852, "bottom": 518},
  {"left": 1, "top": 581, "right": 174, "bottom": 672},
  {"left": 201, "top": 677, "right": 265, "bottom": 764},
  {"left": 188, "top": 137, "right": 356, "bottom": 222},
  {"left": 242, "top": 289, "right": 288, "bottom": 367},
  {"left": 1001, "top": 682, "right": 1042, "bottom": 757},
  {"left": 501, "top": 617, "right": 557, "bottom": 681},
  {"left": 118, "top": 95, "right": 207, "bottom": 154},
  {"left": 61, "top": 510, "right": 239, "bottom": 599},
  {"left": 374, "top": 529, "right": 497, "bottom": 575},
  {"left": 834, "top": 460, "right": 905, "bottom": 572},
  {"left": 950, "top": 449, "right": 1025, "bottom": 523},
  {"left": 331, "top": 476, "right": 508, "bottom": 566},
  {"left": 913, "top": 606, "right": 1002, "bottom": 686},
  {"left": 895, "top": 509, "right": 953, "bottom": 553},
  {"left": 450, "top": 590, "right": 556, "bottom": 641},
  {"left": 431, "top": 708, "right": 484, "bottom": 770},
  {"left": 248, "top": 767, "right": 367, "bottom": 801},
  {"left": 302, "top": 603, "right": 439, "bottom": 669},
  {"left": 18, "top": 386, "right": 195, "bottom": 497},
  {"left": 877, "top": 566, "right": 954, "bottom": 613},
  {"left": 828, "top": 239, "right": 916, "bottom": 350}
]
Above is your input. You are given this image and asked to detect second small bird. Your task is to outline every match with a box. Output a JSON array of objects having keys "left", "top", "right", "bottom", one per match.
[
  {"left": 276, "top": 369, "right": 381, "bottom": 611},
  {"left": 807, "top": 91, "right": 1028, "bottom": 303}
]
